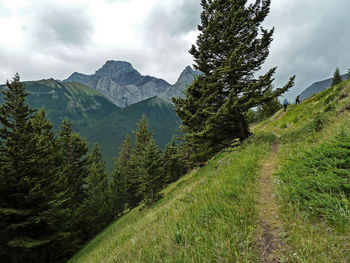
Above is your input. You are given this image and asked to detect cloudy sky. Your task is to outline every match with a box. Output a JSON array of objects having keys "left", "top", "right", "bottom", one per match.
[{"left": 0, "top": 0, "right": 350, "bottom": 99}]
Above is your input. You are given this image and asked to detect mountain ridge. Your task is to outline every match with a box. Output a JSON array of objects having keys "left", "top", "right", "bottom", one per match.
[
  {"left": 300, "top": 73, "right": 349, "bottom": 99},
  {"left": 64, "top": 61, "right": 200, "bottom": 108}
]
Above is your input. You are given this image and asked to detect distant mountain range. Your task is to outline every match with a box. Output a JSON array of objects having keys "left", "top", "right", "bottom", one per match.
[
  {"left": 301, "top": 73, "right": 349, "bottom": 100},
  {"left": 1, "top": 61, "right": 201, "bottom": 170},
  {"left": 64, "top": 60, "right": 200, "bottom": 108}
]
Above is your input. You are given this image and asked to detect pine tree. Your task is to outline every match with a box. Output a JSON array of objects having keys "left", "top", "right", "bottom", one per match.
[
  {"left": 57, "top": 119, "right": 89, "bottom": 207},
  {"left": 138, "top": 139, "right": 164, "bottom": 205},
  {"left": 134, "top": 114, "right": 153, "bottom": 153},
  {"left": 29, "top": 109, "right": 73, "bottom": 262},
  {"left": 124, "top": 116, "right": 153, "bottom": 207},
  {"left": 331, "top": 67, "right": 342, "bottom": 86},
  {"left": 80, "top": 144, "right": 111, "bottom": 239},
  {"left": 256, "top": 87, "right": 282, "bottom": 120},
  {"left": 0, "top": 75, "right": 69, "bottom": 262},
  {"left": 163, "top": 138, "right": 183, "bottom": 184},
  {"left": 110, "top": 135, "right": 133, "bottom": 216},
  {"left": 347, "top": 68, "right": 350, "bottom": 80},
  {"left": 173, "top": 0, "right": 295, "bottom": 163},
  {"left": 56, "top": 119, "right": 90, "bottom": 251}
]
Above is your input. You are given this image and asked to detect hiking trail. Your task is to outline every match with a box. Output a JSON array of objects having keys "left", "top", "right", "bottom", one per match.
[{"left": 255, "top": 139, "right": 282, "bottom": 263}]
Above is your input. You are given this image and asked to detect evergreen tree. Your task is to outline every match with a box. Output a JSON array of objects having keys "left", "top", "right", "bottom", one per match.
[
  {"left": 0, "top": 75, "right": 68, "bottom": 262},
  {"left": 110, "top": 135, "right": 133, "bottom": 216},
  {"left": 347, "top": 68, "right": 350, "bottom": 80},
  {"left": 134, "top": 114, "right": 153, "bottom": 153},
  {"left": 57, "top": 119, "right": 89, "bottom": 207},
  {"left": 173, "top": 0, "right": 295, "bottom": 163},
  {"left": 80, "top": 144, "right": 111, "bottom": 239},
  {"left": 138, "top": 139, "right": 164, "bottom": 205},
  {"left": 256, "top": 87, "right": 282, "bottom": 120},
  {"left": 124, "top": 116, "right": 153, "bottom": 207},
  {"left": 56, "top": 119, "right": 90, "bottom": 251},
  {"left": 163, "top": 138, "right": 183, "bottom": 184},
  {"left": 331, "top": 67, "right": 342, "bottom": 86}
]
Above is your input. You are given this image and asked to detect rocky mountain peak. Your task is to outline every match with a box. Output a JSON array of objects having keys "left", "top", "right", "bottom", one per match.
[
  {"left": 175, "top": 66, "right": 201, "bottom": 86},
  {"left": 95, "top": 60, "right": 141, "bottom": 86}
]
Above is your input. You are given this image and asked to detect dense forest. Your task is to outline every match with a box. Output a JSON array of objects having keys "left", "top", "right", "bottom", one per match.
[{"left": 0, "top": 74, "right": 185, "bottom": 262}]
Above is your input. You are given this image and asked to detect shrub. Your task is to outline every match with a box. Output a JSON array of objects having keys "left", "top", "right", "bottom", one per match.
[{"left": 311, "top": 112, "right": 328, "bottom": 132}]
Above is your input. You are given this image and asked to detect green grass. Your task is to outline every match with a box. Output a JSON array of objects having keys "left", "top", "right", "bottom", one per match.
[
  {"left": 274, "top": 116, "right": 350, "bottom": 262},
  {"left": 256, "top": 80, "right": 350, "bottom": 262},
  {"left": 69, "top": 133, "right": 275, "bottom": 263}
]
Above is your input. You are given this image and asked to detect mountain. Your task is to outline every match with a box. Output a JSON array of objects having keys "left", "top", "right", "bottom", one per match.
[
  {"left": 79, "top": 96, "right": 181, "bottom": 171},
  {"left": 0, "top": 79, "right": 119, "bottom": 129},
  {"left": 300, "top": 73, "right": 349, "bottom": 99},
  {"left": 1, "top": 77, "right": 181, "bottom": 171},
  {"left": 64, "top": 61, "right": 171, "bottom": 108},
  {"left": 158, "top": 66, "right": 201, "bottom": 103}
]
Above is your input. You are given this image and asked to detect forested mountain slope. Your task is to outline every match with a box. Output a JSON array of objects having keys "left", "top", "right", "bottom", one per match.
[
  {"left": 79, "top": 97, "right": 181, "bottom": 170},
  {"left": 69, "top": 79, "right": 350, "bottom": 263},
  {"left": 0, "top": 79, "right": 119, "bottom": 129},
  {"left": 0, "top": 79, "right": 181, "bottom": 171}
]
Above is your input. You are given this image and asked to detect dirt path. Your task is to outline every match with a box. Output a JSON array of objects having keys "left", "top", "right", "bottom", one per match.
[{"left": 255, "top": 139, "right": 282, "bottom": 263}]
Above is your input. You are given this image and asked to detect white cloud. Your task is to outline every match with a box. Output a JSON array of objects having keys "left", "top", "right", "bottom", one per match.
[{"left": 0, "top": 0, "right": 350, "bottom": 99}]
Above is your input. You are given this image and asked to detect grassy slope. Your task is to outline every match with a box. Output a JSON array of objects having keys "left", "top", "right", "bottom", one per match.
[
  {"left": 253, "top": 80, "right": 350, "bottom": 262},
  {"left": 69, "top": 134, "right": 275, "bottom": 263},
  {"left": 70, "top": 80, "right": 350, "bottom": 262}
]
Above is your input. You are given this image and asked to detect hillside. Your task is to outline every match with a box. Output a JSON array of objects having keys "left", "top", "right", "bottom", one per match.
[
  {"left": 79, "top": 96, "right": 181, "bottom": 170},
  {"left": 69, "top": 80, "right": 350, "bottom": 262},
  {"left": 0, "top": 79, "right": 119, "bottom": 129},
  {"left": 300, "top": 73, "right": 349, "bottom": 100},
  {"left": 1, "top": 79, "right": 181, "bottom": 171}
]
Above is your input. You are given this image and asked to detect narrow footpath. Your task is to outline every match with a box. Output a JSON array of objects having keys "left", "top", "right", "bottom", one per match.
[{"left": 255, "top": 139, "right": 282, "bottom": 263}]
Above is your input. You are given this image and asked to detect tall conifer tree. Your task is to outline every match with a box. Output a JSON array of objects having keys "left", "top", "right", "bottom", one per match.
[
  {"left": 56, "top": 119, "right": 90, "bottom": 250},
  {"left": 110, "top": 135, "right": 133, "bottom": 215},
  {"left": 138, "top": 139, "right": 164, "bottom": 205},
  {"left": 0, "top": 75, "right": 68, "bottom": 262},
  {"left": 331, "top": 67, "right": 342, "bottom": 86},
  {"left": 80, "top": 144, "right": 111, "bottom": 239},
  {"left": 125, "top": 115, "right": 153, "bottom": 207},
  {"left": 163, "top": 138, "right": 183, "bottom": 184},
  {"left": 57, "top": 119, "right": 89, "bottom": 207},
  {"left": 174, "top": 0, "right": 295, "bottom": 162}
]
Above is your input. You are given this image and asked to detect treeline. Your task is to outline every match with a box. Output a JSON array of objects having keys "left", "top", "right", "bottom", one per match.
[{"left": 0, "top": 75, "right": 184, "bottom": 263}]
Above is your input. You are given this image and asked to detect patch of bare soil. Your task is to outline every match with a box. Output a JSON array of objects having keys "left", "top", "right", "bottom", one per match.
[{"left": 255, "top": 140, "right": 283, "bottom": 263}]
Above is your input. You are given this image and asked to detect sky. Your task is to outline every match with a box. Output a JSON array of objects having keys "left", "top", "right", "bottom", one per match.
[{"left": 0, "top": 0, "right": 350, "bottom": 99}]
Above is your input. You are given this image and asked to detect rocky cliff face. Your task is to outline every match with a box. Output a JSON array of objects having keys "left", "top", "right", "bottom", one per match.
[
  {"left": 64, "top": 61, "right": 201, "bottom": 108},
  {"left": 158, "top": 66, "right": 201, "bottom": 103},
  {"left": 64, "top": 60, "right": 171, "bottom": 108}
]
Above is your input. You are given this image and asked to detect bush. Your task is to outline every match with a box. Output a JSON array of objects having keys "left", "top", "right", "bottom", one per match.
[{"left": 311, "top": 112, "right": 328, "bottom": 132}]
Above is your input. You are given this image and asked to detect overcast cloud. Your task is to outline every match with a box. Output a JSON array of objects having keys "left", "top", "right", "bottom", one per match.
[{"left": 0, "top": 0, "right": 350, "bottom": 99}]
